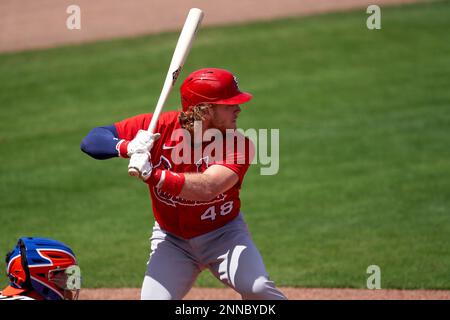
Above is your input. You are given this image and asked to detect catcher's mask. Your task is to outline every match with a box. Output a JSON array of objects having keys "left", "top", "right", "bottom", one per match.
[{"left": 3, "top": 237, "right": 81, "bottom": 300}]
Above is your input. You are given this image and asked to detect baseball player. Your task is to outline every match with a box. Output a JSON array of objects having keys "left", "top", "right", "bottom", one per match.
[
  {"left": 1, "top": 237, "right": 81, "bottom": 300},
  {"left": 80, "top": 68, "right": 287, "bottom": 300}
]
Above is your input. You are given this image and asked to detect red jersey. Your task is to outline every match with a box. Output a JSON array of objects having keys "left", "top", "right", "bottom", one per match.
[{"left": 115, "top": 111, "right": 254, "bottom": 239}]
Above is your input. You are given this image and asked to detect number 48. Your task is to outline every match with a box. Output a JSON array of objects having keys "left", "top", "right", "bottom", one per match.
[{"left": 201, "top": 201, "right": 234, "bottom": 221}]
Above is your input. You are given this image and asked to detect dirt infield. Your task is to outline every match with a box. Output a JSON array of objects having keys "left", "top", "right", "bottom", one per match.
[
  {"left": 0, "top": 0, "right": 421, "bottom": 53},
  {"left": 80, "top": 287, "right": 450, "bottom": 300}
]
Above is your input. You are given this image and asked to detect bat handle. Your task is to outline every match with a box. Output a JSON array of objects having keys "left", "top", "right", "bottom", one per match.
[{"left": 128, "top": 167, "right": 140, "bottom": 177}]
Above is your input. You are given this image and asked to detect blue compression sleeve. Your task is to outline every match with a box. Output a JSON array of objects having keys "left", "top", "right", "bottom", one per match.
[{"left": 80, "top": 125, "right": 121, "bottom": 160}]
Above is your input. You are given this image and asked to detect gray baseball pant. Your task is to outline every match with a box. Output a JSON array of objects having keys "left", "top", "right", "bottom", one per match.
[{"left": 140, "top": 213, "right": 287, "bottom": 300}]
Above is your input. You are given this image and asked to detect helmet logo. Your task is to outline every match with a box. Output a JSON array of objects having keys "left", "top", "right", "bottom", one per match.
[{"left": 233, "top": 76, "right": 240, "bottom": 89}]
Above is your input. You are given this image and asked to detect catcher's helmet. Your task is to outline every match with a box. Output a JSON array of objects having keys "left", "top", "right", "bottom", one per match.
[
  {"left": 180, "top": 68, "right": 252, "bottom": 111},
  {"left": 3, "top": 237, "right": 81, "bottom": 300}
]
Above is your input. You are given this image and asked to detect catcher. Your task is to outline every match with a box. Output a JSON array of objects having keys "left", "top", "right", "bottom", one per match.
[{"left": 81, "top": 68, "right": 287, "bottom": 300}]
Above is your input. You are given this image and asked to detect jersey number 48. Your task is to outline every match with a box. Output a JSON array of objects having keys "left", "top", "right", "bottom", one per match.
[{"left": 200, "top": 201, "right": 234, "bottom": 221}]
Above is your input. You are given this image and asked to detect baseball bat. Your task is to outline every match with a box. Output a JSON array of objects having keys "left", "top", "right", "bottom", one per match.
[{"left": 128, "top": 8, "right": 204, "bottom": 176}]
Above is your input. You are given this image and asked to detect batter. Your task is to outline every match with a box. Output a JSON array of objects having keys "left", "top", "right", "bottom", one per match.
[{"left": 81, "top": 68, "right": 287, "bottom": 300}]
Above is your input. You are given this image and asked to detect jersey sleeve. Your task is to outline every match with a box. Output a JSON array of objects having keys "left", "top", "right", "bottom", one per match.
[
  {"left": 211, "top": 134, "right": 255, "bottom": 187},
  {"left": 114, "top": 113, "right": 153, "bottom": 141},
  {"left": 80, "top": 125, "right": 120, "bottom": 160}
]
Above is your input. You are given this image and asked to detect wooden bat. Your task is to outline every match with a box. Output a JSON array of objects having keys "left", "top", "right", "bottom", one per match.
[{"left": 128, "top": 8, "right": 204, "bottom": 176}]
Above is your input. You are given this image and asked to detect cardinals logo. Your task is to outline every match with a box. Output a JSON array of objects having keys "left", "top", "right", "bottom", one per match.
[
  {"left": 195, "top": 156, "right": 209, "bottom": 173},
  {"left": 152, "top": 155, "right": 172, "bottom": 171},
  {"left": 152, "top": 155, "right": 225, "bottom": 207}
]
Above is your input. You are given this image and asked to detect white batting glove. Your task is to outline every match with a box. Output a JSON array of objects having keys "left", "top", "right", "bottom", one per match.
[
  {"left": 128, "top": 152, "right": 153, "bottom": 181},
  {"left": 127, "top": 130, "right": 161, "bottom": 157}
]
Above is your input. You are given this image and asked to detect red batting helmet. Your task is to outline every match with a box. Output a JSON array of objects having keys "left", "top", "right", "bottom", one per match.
[{"left": 180, "top": 68, "right": 253, "bottom": 111}]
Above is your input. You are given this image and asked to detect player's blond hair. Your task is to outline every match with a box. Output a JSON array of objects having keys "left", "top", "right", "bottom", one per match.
[{"left": 178, "top": 103, "right": 212, "bottom": 132}]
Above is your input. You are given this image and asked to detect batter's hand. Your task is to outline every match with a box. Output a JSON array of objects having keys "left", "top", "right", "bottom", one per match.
[
  {"left": 128, "top": 151, "right": 153, "bottom": 181},
  {"left": 127, "top": 130, "right": 161, "bottom": 157}
]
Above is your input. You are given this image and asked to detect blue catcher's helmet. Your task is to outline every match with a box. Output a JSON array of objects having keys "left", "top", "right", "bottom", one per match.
[{"left": 3, "top": 237, "right": 81, "bottom": 300}]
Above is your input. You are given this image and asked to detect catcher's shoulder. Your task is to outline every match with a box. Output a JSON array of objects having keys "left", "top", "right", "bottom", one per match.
[{"left": 0, "top": 294, "right": 35, "bottom": 300}]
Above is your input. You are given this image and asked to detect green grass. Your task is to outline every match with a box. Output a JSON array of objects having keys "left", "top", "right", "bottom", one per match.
[{"left": 1, "top": 1, "right": 450, "bottom": 290}]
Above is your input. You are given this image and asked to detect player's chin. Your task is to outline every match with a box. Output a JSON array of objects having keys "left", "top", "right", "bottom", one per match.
[
  {"left": 218, "top": 122, "right": 237, "bottom": 132},
  {"left": 229, "top": 120, "right": 237, "bottom": 130}
]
